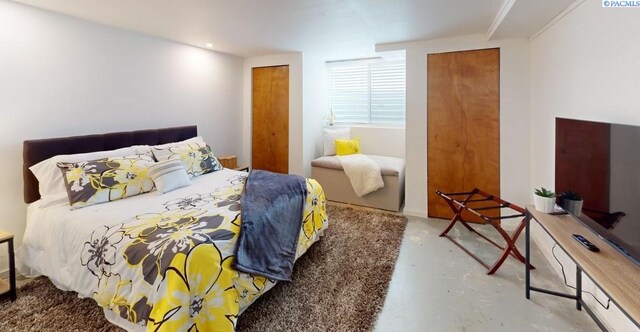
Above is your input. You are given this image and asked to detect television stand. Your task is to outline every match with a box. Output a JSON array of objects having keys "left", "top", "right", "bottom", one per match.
[{"left": 525, "top": 206, "right": 640, "bottom": 331}]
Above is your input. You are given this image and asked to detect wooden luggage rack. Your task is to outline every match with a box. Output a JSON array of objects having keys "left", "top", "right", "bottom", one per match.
[{"left": 436, "top": 188, "right": 534, "bottom": 275}]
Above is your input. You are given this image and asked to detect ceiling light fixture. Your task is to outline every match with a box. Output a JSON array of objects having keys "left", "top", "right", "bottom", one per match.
[{"left": 205, "top": 43, "right": 213, "bottom": 48}]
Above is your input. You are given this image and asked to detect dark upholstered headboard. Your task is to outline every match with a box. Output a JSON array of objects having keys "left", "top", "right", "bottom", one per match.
[{"left": 23, "top": 125, "right": 197, "bottom": 204}]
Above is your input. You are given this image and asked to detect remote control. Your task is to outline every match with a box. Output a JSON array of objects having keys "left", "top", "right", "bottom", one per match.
[
  {"left": 572, "top": 234, "right": 600, "bottom": 252},
  {"left": 549, "top": 211, "right": 568, "bottom": 215}
]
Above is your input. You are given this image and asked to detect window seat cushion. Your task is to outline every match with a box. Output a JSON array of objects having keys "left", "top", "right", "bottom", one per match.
[{"left": 311, "top": 155, "right": 404, "bottom": 177}]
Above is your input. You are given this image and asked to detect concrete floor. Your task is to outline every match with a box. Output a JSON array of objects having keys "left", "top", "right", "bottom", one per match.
[{"left": 375, "top": 216, "right": 600, "bottom": 332}]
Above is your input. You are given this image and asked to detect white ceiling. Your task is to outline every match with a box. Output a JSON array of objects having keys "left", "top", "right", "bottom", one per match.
[{"left": 12, "top": 0, "right": 575, "bottom": 57}]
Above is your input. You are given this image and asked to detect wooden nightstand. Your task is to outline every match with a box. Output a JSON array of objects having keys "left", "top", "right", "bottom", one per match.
[
  {"left": 0, "top": 230, "right": 16, "bottom": 301},
  {"left": 234, "top": 165, "right": 250, "bottom": 172},
  {"left": 218, "top": 155, "right": 238, "bottom": 169}
]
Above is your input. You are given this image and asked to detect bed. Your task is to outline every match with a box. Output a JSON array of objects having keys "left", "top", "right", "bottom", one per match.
[{"left": 18, "top": 126, "right": 328, "bottom": 331}]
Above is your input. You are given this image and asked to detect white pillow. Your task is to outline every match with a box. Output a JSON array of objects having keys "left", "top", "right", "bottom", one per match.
[
  {"left": 29, "top": 145, "right": 150, "bottom": 207},
  {"left": 148, "top": 159, "right": 191, "bottom": 194},
  {"left": 323, "top": 128, "right": 351, "bottom": 156}
]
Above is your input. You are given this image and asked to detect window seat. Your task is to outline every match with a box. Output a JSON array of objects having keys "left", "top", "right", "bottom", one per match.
[{"left": 311, "top": 155, "right": 405, "bottom": 212}]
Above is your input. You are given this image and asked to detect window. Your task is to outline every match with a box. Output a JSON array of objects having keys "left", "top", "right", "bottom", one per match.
[{"left": 328, "top": 57, "right": 406, "bottom": 125}]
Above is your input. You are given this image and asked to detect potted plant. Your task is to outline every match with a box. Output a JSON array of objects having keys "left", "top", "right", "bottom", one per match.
[
  {"left": 558, "top": 190, "right": 583, "bottom": 217},
  {"left": 534, "top": 187, "right": 556, "bottom": 213}
]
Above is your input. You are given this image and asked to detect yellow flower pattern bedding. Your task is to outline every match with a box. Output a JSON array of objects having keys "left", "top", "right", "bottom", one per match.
[{"left": 20, "top": 170, "right": 328, "bottom": 332}]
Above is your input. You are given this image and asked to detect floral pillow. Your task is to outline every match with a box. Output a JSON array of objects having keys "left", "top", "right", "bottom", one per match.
[
  {"left": 152, "top": 142, "right": 222, "bottom": 178},
  {"left": 57, "top": 154, "right": 156, "bottom": 209}
]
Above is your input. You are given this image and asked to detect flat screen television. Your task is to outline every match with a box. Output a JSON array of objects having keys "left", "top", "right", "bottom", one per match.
[{"left": 556, "top": 118, "right": 640, "bottom": 266}]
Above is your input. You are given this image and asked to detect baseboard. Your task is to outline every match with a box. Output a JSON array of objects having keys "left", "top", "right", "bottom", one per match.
[
  {"left": 402, "top": 208, "right": 427, "bottom": 219},
  {"left": 0, "top": 268, "right": 26, "bottom": 281}
]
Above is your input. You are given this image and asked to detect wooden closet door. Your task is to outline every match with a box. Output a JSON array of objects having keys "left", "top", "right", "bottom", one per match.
[
  {"left": 427, "top": 48, "right": 500, "bottom": 221},
  {"left": 252, "top": 65, "right": 289, "bottom": 173}
]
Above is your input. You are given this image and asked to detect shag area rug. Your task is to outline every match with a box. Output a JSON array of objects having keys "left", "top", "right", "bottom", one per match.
[{"left": 0, "top": 204, "right": 407, "bottom": 332}]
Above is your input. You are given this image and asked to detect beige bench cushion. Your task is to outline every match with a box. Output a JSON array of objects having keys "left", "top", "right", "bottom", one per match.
[{"left": 311, "top": 155, "right": 404, "bottom": 177}]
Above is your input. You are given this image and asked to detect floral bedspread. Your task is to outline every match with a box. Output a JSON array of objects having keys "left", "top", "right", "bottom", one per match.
[{"left": 73, "top": 171, "right": 327, "bottom": 331}]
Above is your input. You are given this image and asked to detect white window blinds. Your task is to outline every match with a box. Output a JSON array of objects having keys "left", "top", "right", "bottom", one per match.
[{"left": 329, "top": 58, "right": 406, "bottom": 125}]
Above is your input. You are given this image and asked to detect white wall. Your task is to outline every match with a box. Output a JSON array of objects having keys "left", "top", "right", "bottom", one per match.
[
  {"left": 328, "top": 125, "right": 405, "bottom": 158},
  {"left": 530, "top": 1, "right": 640, "bottom": 330},
  {"left": 377, "top": 35, "right": 531, "bottom": 219},
  {"left": 0, "top": 1, "right": 243, "bottom": 268},
  {"left": 242, "top": 53, "right": 304, "bottom": 175},
  {"left": 302, "top": 52, "right": 330, "bottom": 176}
]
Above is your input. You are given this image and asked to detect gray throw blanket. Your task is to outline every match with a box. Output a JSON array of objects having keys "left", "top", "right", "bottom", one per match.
[{"left": 234, "top": 170, "right": 307, "bottom": 281}]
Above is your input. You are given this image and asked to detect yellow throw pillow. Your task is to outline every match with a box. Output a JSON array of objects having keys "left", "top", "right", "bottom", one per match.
[{"left": 335, "top": 139, "right": 361, "bottom": 155}]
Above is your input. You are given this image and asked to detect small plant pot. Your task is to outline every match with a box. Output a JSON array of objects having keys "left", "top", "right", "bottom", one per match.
[
  {"left": 534, "top": 194, "right": 556, "bottom": 213},
  {"left": 562, "top": 199, "right": 583, "bottom": 217}
]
